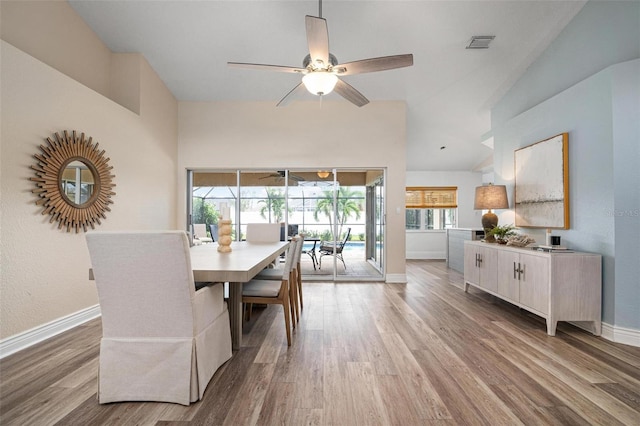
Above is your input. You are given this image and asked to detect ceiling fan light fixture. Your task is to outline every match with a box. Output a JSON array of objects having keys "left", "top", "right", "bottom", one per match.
[{"left": 302, "top": 72, "right": 338, "bottom": 96}]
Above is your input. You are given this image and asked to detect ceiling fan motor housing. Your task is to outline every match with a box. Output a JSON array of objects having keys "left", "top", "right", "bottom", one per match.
[{"left": 303, "top": 53, "right": 338, "bottom": 70}]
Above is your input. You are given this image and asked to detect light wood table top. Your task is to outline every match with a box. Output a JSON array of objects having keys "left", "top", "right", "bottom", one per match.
[{"left": 190, "top": 241, "right": 289, "bottom": 283}]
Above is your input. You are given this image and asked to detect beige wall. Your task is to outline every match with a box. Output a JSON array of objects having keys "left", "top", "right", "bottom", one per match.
[
  {"left": 178, "top": 101, "right": 407, "bottom": 281},
  {"left": 0, "top": 40, "right": 178, "bottom": 339},
  {"left": 1, "top": 0, "right": 112, "bottom": 100}
]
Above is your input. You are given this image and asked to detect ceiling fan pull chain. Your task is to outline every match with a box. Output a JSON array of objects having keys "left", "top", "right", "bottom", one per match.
[{"left": 319, "top": 0, "right": 322, "bottom": 18}]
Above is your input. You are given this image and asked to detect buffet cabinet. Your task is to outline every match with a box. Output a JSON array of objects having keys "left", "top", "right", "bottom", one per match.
[{"left": 463, "top": 240, "right": 602, "bottom": 336}]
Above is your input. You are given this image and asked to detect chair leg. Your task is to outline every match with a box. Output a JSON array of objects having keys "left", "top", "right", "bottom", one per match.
[
  {"left": 283, "top": 292, "right": 292, "bottom": 346},
  {"left": 292, "top": 269, "right": 300, "bottom": 321},
  {"left": 297, "top": 261, "right": 303, "bottom": 310},
  {"left": 288, "top": 278, "right": 297, "bottom": 326},
  {"left": 244, "top": 302, "right": 254, "bottom": 321},
  {"left": 338, "top": 253, "right": 346, "bottom": 269}
]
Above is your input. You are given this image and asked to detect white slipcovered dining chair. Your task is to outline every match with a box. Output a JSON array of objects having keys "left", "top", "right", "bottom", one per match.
[
  {"left": 245, "top": 223, "right": 281, "bottom": 242},
  {"left": 86, "top": 231, "right": 232, "bottom": 405}
]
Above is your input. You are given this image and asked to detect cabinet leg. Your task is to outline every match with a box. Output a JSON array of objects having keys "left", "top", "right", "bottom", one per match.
[
  {"left": 463, "top": 282, "right": 469, "bottom": 292},
  {"left": 546, "top": 318, "right": 557, "bottom": 336},
  {"left": 592, "top": 320, "right": 602, "bottom": 336}
]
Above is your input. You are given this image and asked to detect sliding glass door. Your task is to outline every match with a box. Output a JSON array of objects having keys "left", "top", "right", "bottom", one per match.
[{"left": 187, "top": 168, "right": 385, "bottom": 281}]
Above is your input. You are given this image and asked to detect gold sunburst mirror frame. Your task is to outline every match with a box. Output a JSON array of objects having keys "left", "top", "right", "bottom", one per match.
[{"left": 31, "top": 130, "right": 116, "bottom": 233}]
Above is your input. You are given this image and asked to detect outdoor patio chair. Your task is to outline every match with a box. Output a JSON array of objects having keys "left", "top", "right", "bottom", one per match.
[
  {"left": 193, "top": 223, "right": 213, "bottom": 243},
  {"left": 318, "top": 228, "right": 351, "bottom": 270}
]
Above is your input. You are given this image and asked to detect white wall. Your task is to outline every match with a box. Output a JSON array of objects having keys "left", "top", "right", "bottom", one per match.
[
  {"left": 405, "top": 171, "right": 483, "bottom": 259},
  {"left": 0, "top": 41, "right": 178, "bottom": 340},
  {"left": 611, "top": 60, "right": 640, "bottom": 330},
  {"left": 178, "top": 101, "right": 407, "bottom": 282}
]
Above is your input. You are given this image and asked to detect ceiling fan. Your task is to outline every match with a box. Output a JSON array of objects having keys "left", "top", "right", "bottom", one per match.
[
  {"left": 228, "top": 0, "right": 413, "bottom": 107},
  {"left": 260, "top": 170, "right": 304, "bottom": 182}
]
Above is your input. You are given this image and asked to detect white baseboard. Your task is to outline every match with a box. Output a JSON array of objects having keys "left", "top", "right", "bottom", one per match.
[
  {"left": 385, "top": 273, "right": 407, "bottom": 284},
  {"left": 601, "top": 322, "right": 640, "bottom": 347},
  {"left": 406, "top": 251, "right": 446, "bottom": 260},
  {"left": 0, "top": 305, "right": 101, "bottom": 359}
]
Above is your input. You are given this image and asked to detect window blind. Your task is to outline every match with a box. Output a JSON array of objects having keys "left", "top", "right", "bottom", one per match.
[{"left": 405, "top": 187, "right": 457, "bottom": 208}]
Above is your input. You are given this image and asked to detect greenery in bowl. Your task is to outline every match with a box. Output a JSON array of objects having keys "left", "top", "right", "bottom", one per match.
[{"left": 488, "top": 224, "right": 517, "bottom": 243}]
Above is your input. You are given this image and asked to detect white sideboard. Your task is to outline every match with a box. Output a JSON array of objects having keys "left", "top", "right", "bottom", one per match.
[{"left": 463, "top": 240, "right": 602, "bottom": 336}]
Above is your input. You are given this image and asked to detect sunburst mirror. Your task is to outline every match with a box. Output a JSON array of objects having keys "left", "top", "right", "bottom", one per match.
[{"left": 31, "top": 130, "right": 116, "bottom": 233}]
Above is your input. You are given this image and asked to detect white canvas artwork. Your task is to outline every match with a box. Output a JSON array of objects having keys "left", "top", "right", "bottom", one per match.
[{"left": 514, "top": 133, "right": 569, "bottom": 228}]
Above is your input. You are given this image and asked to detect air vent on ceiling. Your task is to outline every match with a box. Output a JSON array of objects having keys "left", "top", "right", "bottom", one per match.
[{"left": 466, "top": 36, "right": 495, "bottom": 49}]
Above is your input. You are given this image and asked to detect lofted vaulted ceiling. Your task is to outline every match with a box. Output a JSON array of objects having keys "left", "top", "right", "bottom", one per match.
[{"left": 68, "top": 0, "right": 585, "bottom": 171}]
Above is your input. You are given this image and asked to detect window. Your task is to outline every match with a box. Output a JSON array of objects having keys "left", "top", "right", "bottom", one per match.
[{"left": 405, "top": 187, "right": 457, "bottom": 230}]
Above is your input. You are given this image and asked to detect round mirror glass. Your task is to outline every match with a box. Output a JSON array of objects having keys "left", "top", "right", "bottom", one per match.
[{"left": 60, "top": 160, "right": 96, "bottom": 207}]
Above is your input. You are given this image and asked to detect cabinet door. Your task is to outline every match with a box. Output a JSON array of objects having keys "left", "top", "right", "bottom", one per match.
[
  {"left": 464, "top": 247, "right": 480, "bottom": 285},
  {"left": 497, "top": 250, "right": 520, "bottom": 303},
  {"left": 478, "top": 246, "right": 498, "bottom": 292},
  {"left": 519, "top": 254, "right": 549, "bottom": 314}
]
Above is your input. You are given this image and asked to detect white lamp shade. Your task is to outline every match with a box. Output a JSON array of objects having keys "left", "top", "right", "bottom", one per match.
[{"left": 302, "top": 72, "right": 338, "bottom": 95}]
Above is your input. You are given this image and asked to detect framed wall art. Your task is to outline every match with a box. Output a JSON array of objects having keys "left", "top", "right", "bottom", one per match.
[{"left": 514, "top": 133, "right": 569, "bottom": 229}]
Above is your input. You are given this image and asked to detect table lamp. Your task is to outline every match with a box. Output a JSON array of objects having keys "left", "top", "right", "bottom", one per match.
[{"left": 474, "top": 183, "right": 509, "bottom": 242}]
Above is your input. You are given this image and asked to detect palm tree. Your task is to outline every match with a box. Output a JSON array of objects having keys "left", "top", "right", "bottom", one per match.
[
  {"left": 258, "top": 188, "right": 288, "bottom": 223},
  {"left": 314, "top": 187, "right": 363, "bottom": 240}
]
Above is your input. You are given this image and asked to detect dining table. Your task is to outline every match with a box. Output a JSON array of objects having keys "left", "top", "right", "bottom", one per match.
[{"left": 190, "top": 240, "right": 289, "bottom": 350}]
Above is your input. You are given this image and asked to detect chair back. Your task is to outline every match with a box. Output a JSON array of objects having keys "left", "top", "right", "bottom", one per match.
[
  {"left": 294, "top": 234, "right": 305, "bottom": 264},
  {"left": 246, "top": 223, "right": 281, "bottom": 242},
  {"left": 86, "top": 231, "right": 196, "bottom": 339},
  {"left": 193, "top": 224, "right": 208, "bottom": 239},
  {"left": 282, "top": 237, "right": 299, "bottom": 278},
  {"left": 208, "top": 223, "right": 218, "bottom": 241},
  {"left": 338, "top": 228, "right": 352, "bottom": 248}
]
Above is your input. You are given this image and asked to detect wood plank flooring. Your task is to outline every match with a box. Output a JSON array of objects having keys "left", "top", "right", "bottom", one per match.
[{"left": 1, "top": 260, "right": 639, "bottom": 425}]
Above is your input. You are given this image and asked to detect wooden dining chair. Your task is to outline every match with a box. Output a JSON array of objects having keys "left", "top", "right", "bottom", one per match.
[
  {"left": 242, "top": 237, "right": 299, "bottom": 346},
  {"left": 254, "top": 234, "right": 305, "bottom": 323}
]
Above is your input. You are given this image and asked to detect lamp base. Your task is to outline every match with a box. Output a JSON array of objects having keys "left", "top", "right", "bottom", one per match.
[{"left": 481, "top": 211, "right": 498, "bottom": 243}]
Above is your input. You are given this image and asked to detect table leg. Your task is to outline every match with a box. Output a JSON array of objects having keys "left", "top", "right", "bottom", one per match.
[{"left": 228, "top": 281, "right": 243, "bottom": 350}]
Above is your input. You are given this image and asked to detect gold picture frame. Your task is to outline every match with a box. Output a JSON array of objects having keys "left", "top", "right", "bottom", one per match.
[{"left": 514, "top": 133, "right": 569, "bottom": 229}]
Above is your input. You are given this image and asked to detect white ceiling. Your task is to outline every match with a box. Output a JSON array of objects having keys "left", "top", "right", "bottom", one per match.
[{"left": 68, "top": 0, "right": 585, "bottom": 171}]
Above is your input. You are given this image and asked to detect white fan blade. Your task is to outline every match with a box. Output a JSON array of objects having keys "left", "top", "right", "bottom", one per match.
[
  {"left": 334, "top": 79, "right": 369, "bottom": 107},
  {"left": 228, "top": 62, "right": 306, "bottom": 74},
  {"left": 277, "top": 83, "right": 306, "bottom": 107},
  {"left": 334, "top": 54, "right": 413, "bottom": 76},
  {"left": 305, "top": 16, "right": 329, "bottom": 67}
]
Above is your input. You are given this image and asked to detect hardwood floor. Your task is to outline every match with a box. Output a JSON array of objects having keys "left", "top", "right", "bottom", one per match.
[{"left": 1, "top": 260, "right": 639, "bottom": 425}]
